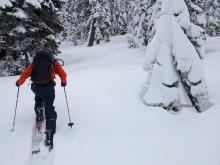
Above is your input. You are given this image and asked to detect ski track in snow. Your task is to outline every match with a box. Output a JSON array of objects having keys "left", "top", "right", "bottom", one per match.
[{"left": 0, "top": 36, "right": 220, "bottom": 165}]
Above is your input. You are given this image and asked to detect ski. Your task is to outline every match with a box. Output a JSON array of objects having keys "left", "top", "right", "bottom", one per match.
[{"left": 31, "top": 119, "right": 45, "bottom": 155}]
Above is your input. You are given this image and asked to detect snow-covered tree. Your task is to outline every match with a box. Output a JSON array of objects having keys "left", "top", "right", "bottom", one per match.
[
  {"left": 112, "top": 0, "right": 128, "bottom": 35},
  {"left": 87, "top": 0, "right": 111, "bottom": 46},
  {"left": 59, "top": 0, "right": 78, "bottom": 45},
  {"left": 59, "top": 0, "right": 90, "bottom": 45},
  {"left": 128, "top": 0, "right": 155, "bottom": 48},
  {"left": 97, "top": 0, "right": 111, "bottom": 42},
  {"left": 205, "top": 0, "right": 220, "bottom": 36},
  {"left": 185, "top": 0, "right": 206, "bottom": 28},
  {"left": 140, "top": 0, "right": 211, "bottom": 113},
  {"left": 125, "top": 0, "right": 133, "bottom": 24},
  {"left": 0, "top": 0, "right": 64, "bottom": 76},
  {"left": 185, "top": 0, "right": 206, "bottom": 59}
]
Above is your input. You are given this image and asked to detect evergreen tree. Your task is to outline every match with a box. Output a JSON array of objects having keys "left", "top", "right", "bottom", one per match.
[
  {"left": 185, "top": 0, "right": 206, "bottom": 28},
  {"left": 141, "top": 0, "right": 210, "bottom": 113},
  {"left": 74, "top": 0, "right": 91, "bottom": 42},
  {"left": 0, "top": 0, "right": 64, "bottom": 75},
  {"left": 126, "top": 0, "right": 133, "bottom": 24},
  {"left": 112, "top": 0, "right": 128, "bottom": 35},
  {"left": 108, "top": 0, "right": 115, "bottom": 34},
  {"left": 98, "top": 0, "right": 111, "bottom": 42},
  {"left": 128, "top": 0, "right": 155, "bottom": 48},
  {"left": 59, "top": 0, "right": 78, "bottom": 45},
  {"left": 205, "top": 0, "right": 220, "bottom": 36},
  {"left": 185, "top": 0, "right": 206, "bottom": 59},
  {"left": 87, "top": 0, "right": 111, "bottom": 46},
  {"left": 59, "top": 0, "right": 90, "bottom": 45}
]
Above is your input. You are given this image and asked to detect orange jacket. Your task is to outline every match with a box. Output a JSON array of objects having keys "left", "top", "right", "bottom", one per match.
[{"left": 17, "top": 60, "right": 67, "bottom": 86}]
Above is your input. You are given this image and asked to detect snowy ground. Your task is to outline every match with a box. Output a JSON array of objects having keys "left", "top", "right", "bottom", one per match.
[{"left": 0, "top": 36, "right": 220, "bottom": 165}]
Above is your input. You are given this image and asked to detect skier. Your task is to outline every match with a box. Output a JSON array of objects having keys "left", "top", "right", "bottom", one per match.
[{"left": 15, "top": 50, "right": 67, "bottom": 151}]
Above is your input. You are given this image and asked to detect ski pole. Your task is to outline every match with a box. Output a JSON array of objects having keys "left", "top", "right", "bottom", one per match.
[
  {"left": 64, "top": 87, "right": 74, "bottom": 128},
  {"left": 11, "top": 87, "right": 20, "bottom": 132}
]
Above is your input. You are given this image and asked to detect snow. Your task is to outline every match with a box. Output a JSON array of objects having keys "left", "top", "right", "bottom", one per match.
[
  {"left": 26, "top": 0, "right": 43, "bottom": 9},
  {"left": 142, "top": 0, "right": 210, "bottom": 112},
  {"left": 205, "top": 37, "right": 220, "bottom": 53},
  {"left": 13, "top": 26, "right": 27, "bottom": 33},
  {"left": 7, "top": 9, "right": 27, "bottom": 19},
  {"left": 13, "top": 9, "right": 27, "bottom": 19},
  {"left": 0, "top": 0, "right": 13, "bottom": 8},
  {"left": 0, "top": 36, "right": 220, "bottom": 165}
]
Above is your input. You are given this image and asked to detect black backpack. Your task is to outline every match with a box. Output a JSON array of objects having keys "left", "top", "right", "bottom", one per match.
[{"left": 31, "top": 51, "right": 53, "bottom": 85}]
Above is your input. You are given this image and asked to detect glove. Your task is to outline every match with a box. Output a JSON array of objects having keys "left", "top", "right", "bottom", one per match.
[
  {"left": 61, "top": 82, "right": 67, "bottom": 87},
  {"left": 15, "top": 81, "right": 20, "bottom": 87}
]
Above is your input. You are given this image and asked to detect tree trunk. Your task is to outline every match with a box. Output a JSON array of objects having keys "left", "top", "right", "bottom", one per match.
[
  {"left": 87, "top": 18, "right": 96, "bottom": 47},
  {"left": 96, "top": 39, "right": 100, "bottom": 44}
]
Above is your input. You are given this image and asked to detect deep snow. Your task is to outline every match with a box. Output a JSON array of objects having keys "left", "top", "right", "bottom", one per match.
[{"left": 0, "top": 36, "right": 220, "bottom": 165}]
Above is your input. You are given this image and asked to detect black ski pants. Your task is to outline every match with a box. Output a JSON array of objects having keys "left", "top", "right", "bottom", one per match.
[{"left": 31, "top": 84, "right": 57, "bottom": 134}]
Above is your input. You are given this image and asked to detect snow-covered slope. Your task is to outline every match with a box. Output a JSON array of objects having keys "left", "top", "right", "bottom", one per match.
[
  {"left": 0, "top": 36, "right": 220, "bottom": 165},
  {"left": 206, "top": 37, "right": 220, "bottom": 53}
]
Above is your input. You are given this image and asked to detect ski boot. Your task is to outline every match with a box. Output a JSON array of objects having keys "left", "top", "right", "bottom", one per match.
[
  {"left": 44, "top": 130, "right": 54, "bottom": 152},
  {"left": 35, "top": 106, "right": 44, "bottom": 132}
]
